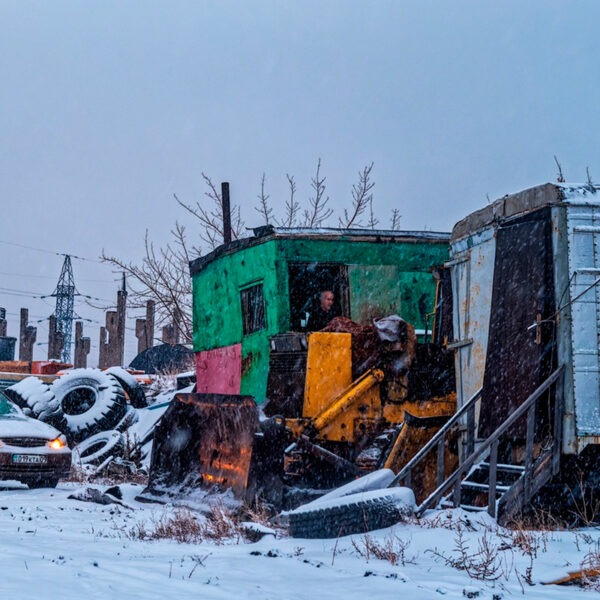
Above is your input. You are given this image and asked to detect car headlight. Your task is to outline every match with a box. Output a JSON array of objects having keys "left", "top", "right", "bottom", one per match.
[{"left": 47, "top": 435, "right": 67, "bottom": 450}]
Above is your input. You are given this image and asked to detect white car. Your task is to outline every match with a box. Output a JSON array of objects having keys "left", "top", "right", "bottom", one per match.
[{"left": 0, "top": 392, "right": 71, "bottom": 488}]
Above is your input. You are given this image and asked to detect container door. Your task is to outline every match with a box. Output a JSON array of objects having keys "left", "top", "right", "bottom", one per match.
[{"left": 567, "top": 205, "right": 600, "bottom": 436}]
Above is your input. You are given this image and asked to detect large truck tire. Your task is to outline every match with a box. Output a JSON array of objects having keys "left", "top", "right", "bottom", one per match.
[
  {"left": 22, "top": 476, "right": 60, "bottom": 489},
  {"left": 51, "top": 369, "right": 127, "bottom": 443},
  {"left": 115, "top": 405, "right": 139, "bottom": 433},
  {"left": 74, "top": 430, "right": 125, "bottom": 465},
  {"left": 105, "top": 367, "right": 148, "bottom": 408},
  {"left": 3, "top": 377, "right": 67, "bottom": 432},
  {"left": 287, "top": 487, "right": 415, "bottom": 539}
]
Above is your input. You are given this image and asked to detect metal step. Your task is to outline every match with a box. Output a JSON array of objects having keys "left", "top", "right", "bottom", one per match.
[
  {"left": 439, "top": 498, "right": 494, "bottom": 513},
  {"left": 479, "top": 462, "right": 525, "bottom": 474},
  {"left": 458, "top": 504, "right": 489, "bottom": 512},
  {"left": 461, "top": 481, "right": 510, "bottom": 492}
]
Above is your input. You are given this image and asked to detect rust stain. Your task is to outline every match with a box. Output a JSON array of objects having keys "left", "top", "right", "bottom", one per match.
[{"left": 241, "top": 352, "right": 254, "bottom": 375}]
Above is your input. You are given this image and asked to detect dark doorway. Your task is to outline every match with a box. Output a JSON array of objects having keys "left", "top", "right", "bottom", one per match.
[
  {"left": 288, "top": 263, "right": 349, "bottom": 331},
  {"left": 478, "top": 209, "right": 556, "bottom": 441}
]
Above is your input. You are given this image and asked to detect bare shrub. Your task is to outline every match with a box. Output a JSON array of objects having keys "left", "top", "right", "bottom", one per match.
[
  {"left": 242, "top": 498, "right": 276, "bottom": 526},
  {"left": 199, "top": 503, "right": 242, "bottom": 544},
  {"left": 427, "top": 525, "right": 510, "bottom": 582},
  {"left": 580, "top": 540, "right": 600, "bottom": 591},
  {"left": 352, "top": 533, "right": 415, "bottom": 567},
  {"left": 568, "top": 470, "right": 600, "bottom": 527},
  {"left": 420, "top": 510, "right": 477, "bottom": 532},
  {"left": 505, "top": 507, "right": 566, "bottom": 532},
  {"left": 506, "top": 524, "right": 543, "bottom": 558},
  {"left": 127, "top": 504, "right": 252, "bottom": 545},
  {"left": 128, "top": 509, "right": 203, "bottom": 543},
  {"left": 122, "top": 430, "right": 144, "bottom": 467},
  {"left": 64, "top": 463, "right": 91, "bottom": 483}
]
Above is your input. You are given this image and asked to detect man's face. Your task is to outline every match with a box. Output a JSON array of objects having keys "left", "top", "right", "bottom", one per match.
[{"left": 320, "top": 291, "right": 334, "bottom": 311}]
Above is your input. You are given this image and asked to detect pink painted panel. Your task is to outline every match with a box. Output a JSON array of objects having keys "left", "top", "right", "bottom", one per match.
[{"left": 195, "top": 344, "right": 242, "bottom": 394}]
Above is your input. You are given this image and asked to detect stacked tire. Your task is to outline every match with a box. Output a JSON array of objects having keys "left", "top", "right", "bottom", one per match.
[
  {"left": 5, "top": 368, "right": 146, "bottom": 465},
  {"left": 3, "top": 376, "right": 66, "bottom": 432},
  {"left": 52, "top": 369, "right": 128, "bottom": 443}
]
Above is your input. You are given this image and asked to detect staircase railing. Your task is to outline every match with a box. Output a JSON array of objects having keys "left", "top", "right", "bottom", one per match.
[
  {"left": 390, "top": 365, "right": 564, "bottom": 518},
  {"left": 389, "top": 386, "right": 482, "bottom": 490}
]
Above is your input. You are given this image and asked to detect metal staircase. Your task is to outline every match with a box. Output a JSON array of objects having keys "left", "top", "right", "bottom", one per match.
[
  {"left": 389, "top": 366, "right": 564, "bottom": 524},
  {"left": 441, "top": 461, "right": 525, "bottom": 512}
]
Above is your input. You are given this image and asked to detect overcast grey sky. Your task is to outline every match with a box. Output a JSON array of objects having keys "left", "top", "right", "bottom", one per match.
[{"left": 1, "top": 0, "right": 599, "bottom": 363}]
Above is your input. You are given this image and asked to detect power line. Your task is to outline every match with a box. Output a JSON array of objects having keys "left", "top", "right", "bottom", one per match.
[
  {"left": 0, "top": 239, "right": 101, "bottom": 263},
  {"left": 0, "top": 269, "right": 113, "bottom": 283},
  {"left": 0, "top": 285, "right": 45, "bottom": 297}
]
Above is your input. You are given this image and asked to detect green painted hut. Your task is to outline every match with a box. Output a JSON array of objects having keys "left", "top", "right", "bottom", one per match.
[{"left": 189, "top": 226, "right": 450, "bottom": 402}]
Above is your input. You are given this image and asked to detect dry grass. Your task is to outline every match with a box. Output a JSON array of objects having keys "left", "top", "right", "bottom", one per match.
[
  {"left": 126, "top": 502, "right": 276, "bottom": 545},
  {"left": 131, "top": 509, "right": 204, "bottom": 543},
  {"left": 352, "top": 532, "right": 415, "bottom": 567},
  {"left": 63, "top": 464, "right": 91, "bottom": 483},
  {"left": 504, "top": 507, "right": 566, "bottom": 532},
  {"left": 580, "top": 540, "right": 600, "bottom": 591},
  {"left": 567, "top": 471, "right": 600, "bottom": 527}
]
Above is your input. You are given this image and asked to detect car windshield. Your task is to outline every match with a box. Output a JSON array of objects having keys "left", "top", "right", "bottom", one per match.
[{"left": 0, "top": 393, "right": 20, "bottom": 416}]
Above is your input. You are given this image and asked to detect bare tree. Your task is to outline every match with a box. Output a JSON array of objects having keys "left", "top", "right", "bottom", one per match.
[
  {"left": 390, "top": 208, "right": 402, "bottom": 231},
  {"left": 554, "top": 155, "right": 565, "bottom": 183},
  {"left": 367, "top": 196, "right": 379, "bottom": 229},
  {"left": 339, "top": 162, "right": 375, "bottom": 228},
  {"left": 102, "top": 163, "right": 384, "bottom": 345},
  {"left": 255, "top": 173, "right": 273, "bottom": 225},
  {"left": 586, "top": 166, "right": 595, "bottom": 191},
  {"left": 101, "top": 223, "right": 194, "bottom": 344},
  {"left": 275, "top": 174, "right": 301, "bottom": 227},
  {"left": 174, "top": 173, "right": 245, "bottom": 249},
  {"left": 302, "top": 158, "right": 333, "bottom": 227},
  {"left": 101, "top": 174, "right": 245, "bottom": 343}
]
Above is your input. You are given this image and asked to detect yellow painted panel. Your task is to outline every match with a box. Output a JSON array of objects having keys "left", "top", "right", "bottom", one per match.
[{"left": 303, "top": 332, "right": 352, "bottom": 418}]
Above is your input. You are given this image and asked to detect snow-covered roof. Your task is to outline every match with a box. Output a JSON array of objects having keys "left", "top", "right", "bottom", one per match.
[
  {"left": 190, "top": 226, "right": 450, "bottom": 276},
  {"left": 452, "top": 182, "right": 600, "bottom": 242},
  {"left": 251, "top": 225, "right": 450, "bottom": 241}
]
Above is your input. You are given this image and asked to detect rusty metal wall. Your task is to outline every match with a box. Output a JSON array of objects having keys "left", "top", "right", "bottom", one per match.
[
  {"left": 449, "top": 228, "right": 496, "bottom": 419},
  {"left": 478, "top": 210, "right": 556, "bottom": 439}
]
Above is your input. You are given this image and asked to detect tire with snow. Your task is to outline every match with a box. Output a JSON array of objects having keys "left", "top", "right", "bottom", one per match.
[
  {"left": 3, "top": 377, "right": 67, "bottom": 432},
  {"left": 115, "top": 405, "right": 139, "bottom": 433},
  {"left": 22, "top": 476, "right": 60, "bottom": 489},
  {"left": 287, "top": 488, "right": 415, "bottom": 539},
  {"left": 105, "top": 367, "right": 148, "bottom": 408},
  {"left": 51, "top": 369, "right": 127, "bottom": 443},
  {"left": 74, "top": 430, "right": 125, "bottom": 465}
]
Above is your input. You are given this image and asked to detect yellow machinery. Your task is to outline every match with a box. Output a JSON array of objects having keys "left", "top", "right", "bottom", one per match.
[{"left": 145, "top": 326, "right": 457, "bottom": 507}]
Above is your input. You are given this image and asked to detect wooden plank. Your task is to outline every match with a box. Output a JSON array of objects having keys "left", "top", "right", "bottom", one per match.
[
  {"left": 487, "top": 440, "right": 498, "bottom": 518},
  {"left": 437, "top": 439, "right": 445, "bottom": 488}
]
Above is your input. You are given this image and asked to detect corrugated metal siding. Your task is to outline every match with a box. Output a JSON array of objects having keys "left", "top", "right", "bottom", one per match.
[{"left": 567, "top": 204, "right": 600, "bottom": 436}]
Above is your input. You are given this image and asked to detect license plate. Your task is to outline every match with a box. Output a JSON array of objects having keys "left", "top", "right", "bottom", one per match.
[{"left": 12, "top": 454, "right": 48, "bottom": 465}]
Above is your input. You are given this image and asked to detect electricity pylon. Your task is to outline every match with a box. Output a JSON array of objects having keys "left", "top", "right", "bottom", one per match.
[{"left": 51, "top": 255, "right": 76, "bottom": 363}]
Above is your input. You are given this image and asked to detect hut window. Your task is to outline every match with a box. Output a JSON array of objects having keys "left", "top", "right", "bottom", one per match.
[{"left": 240, "top": 283, "right": 266, "bottom": 335}]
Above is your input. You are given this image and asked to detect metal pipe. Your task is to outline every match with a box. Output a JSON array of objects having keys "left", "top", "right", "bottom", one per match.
[
  {"left": 311, "top": 368, "right": 384, "bottom": 433},
  {"left": 222, "top": 182, "right": 231, "bottom": 245}
]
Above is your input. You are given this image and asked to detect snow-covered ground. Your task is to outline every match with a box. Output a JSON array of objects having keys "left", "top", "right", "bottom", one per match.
[{"left": 0, "top": 480, "right": 598, "bottom": 599}]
